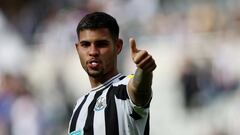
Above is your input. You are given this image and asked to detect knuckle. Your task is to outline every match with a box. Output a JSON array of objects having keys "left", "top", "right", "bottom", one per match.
[
  {"left": 141, "top": 50, "right": 148, "bottom": 55},
  {"left": 148, "top": 55, "right": 152, "bottom": 59}
]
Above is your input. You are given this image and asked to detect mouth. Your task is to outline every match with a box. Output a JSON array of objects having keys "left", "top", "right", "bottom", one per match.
[{"left": 87, "top": 59, "right": 101, "bottom": 69}]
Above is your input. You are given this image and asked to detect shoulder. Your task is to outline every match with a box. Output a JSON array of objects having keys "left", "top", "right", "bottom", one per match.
[
  {"left": 112, "top": 74, "right": 134, "bottom": 86},
  {"left": 107, "top": 74, "right": 134, "bottom": 100},
  {"left": 73, "top": 93, "right": 90, "bottom": 109}
]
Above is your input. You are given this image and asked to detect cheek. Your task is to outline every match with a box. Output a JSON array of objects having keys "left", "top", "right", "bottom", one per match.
[
  {"left": 79, "top": 56, "right": 85, "bottom": 65},
  {"left": 78, "top": 51, "right": 87, "bottom": 66},
  {"left": 103, "top": 50, "right": 116, "bottom": 66}
]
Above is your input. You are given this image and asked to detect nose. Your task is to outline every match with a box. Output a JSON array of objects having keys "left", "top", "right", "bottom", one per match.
[{"left": 89, "top": 44, "right": 99, "bottom": 56}]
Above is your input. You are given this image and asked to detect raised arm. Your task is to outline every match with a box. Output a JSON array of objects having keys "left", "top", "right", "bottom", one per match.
[{"left": 128, "top": 38, "right": 156, "bottom": 106}]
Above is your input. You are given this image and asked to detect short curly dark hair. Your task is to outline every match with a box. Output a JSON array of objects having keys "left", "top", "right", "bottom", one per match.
[{"left": 76, "top": 12, "right": 119, "bottom": 42}]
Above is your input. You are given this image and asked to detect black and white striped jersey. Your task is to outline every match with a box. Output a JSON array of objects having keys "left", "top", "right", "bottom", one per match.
[{"left": 68, "top": 73, "right": 150, "bottom": 135}]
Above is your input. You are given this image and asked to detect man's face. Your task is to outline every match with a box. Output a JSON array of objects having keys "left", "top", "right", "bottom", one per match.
[{"left": 76, "top": 28, "right": 122, "bottom": 78}]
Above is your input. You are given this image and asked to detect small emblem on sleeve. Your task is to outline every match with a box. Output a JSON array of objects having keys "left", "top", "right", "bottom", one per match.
[
  {"left": 69, "top": 130, "right": 81, "bottom": 135},
  {"left": 127, "top": 74, "right": 134, "bottom": 79},
  {"left": 94, "top": 97, "right": 107, "bottom": 111}
]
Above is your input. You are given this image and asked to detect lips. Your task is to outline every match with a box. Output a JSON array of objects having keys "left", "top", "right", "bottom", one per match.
[{"left": 87, "top": 59, "right": 101, "bottom": 69}]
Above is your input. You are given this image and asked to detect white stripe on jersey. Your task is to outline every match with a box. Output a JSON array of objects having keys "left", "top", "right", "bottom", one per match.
[{"left": 93, "top": 88, "right": 108, "bottom": 135}]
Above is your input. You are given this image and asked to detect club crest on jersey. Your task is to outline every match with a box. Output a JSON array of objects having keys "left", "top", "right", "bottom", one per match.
[{"left": 94, "top": 97, "right": 106, "bottom": 111}]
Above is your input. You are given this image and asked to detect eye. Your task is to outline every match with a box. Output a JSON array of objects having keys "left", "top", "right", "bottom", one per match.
[{"left": 80, "top": 41, "right": 90, "bottom": 48}]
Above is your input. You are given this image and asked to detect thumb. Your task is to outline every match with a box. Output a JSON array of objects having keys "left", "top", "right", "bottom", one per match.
[{"left": 129, "top": 38, "right": 139, "bottom": 55}]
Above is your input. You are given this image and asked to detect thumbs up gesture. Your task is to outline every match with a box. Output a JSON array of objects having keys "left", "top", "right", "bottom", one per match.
[{"left": 130, "top": 38, "right": 156, "bottom": 73}]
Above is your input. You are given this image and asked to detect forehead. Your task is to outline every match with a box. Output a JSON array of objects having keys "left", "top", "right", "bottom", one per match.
[{"left": 78, "top": 28, "right": 112, "bottom": 42}]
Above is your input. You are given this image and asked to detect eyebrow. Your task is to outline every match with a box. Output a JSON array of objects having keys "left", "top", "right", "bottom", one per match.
[
  {"left": 79, "top": 39, "right": 111, "bottom": 44},
  {"left": 79, "top": 40, "right": 90, "bottom": 44},
  {"left": 95, "top": 40, "right": 110, "bottom": 44}
]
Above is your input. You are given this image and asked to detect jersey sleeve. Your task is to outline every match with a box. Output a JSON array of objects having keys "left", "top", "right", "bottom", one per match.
[{"left": 113, "top": 74, "right": 152, "bottom": 119}]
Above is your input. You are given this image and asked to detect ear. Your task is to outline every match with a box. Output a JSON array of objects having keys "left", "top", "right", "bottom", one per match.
[
  {"left": 75, "top": 43, "right": 80, "bottom": 53},
  {"left": 75, "top": 43, "right": 79, "bottom": 47},
  {"left": 116, "top": 39, "right": 123, "bottom": 55}
]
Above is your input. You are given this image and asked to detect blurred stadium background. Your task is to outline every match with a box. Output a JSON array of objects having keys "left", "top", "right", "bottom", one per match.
[{"left": 1, "top": 0, "right": 240, "bottom": 135}]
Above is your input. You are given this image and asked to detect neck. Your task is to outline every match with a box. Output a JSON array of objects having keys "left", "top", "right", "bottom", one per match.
[{"left": 89, "top": 70, "right": 119, "bottom": 88}]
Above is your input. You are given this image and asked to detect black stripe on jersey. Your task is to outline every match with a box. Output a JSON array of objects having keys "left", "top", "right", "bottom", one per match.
[
  {"left": 114, "top": 85, "right": 129, "bottom": 100},
  {"left": 144, "top": 114, "right": 150, "bottom": 135},
  {"left": 69, "top": 94, "right": 89, "bottom": 133},
  {"left": 105, "top": 85, "right": 119, "bottom": 135},
  {"left": 115, "top": 84, "right": 152, "bottom": 109},
  {"left": 118, "top": 76, "right": 126, "bottom": 80},
  {"left": 83, "top": 89, "right": 104, "bottom": 135}
]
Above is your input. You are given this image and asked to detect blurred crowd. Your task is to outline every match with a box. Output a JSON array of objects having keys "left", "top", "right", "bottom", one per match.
[{"left": 1, "top": 0, "right": 240, "bottom": 135}]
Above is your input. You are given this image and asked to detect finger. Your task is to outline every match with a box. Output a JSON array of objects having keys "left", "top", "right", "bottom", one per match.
[
  {"left": 129, "top": 38, "right": 139, "bottom": 55},
  {"left": 133, "top": 50, "right": 148, "bottom": 64},
  {"left": 137, "top": 55, "right": 153, "bottom": 68},
  {"left": 145, "top": 64, "right": 157, "bottom": 73},
  {"left": 142, "top": 62, "right": 157, "bottom": 73},
  {"left": 140, "top": 59, "right": 155, "bottom": 70}
]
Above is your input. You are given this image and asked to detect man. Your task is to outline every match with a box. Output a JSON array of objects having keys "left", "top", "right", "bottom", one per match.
[{"left": 68, "top": 12, "right": 156, "bottom": 135}]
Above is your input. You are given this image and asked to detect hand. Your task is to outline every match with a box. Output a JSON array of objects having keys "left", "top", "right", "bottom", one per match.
[{"left": 130, "top": 38, "right": 156, "bottom": 73}]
